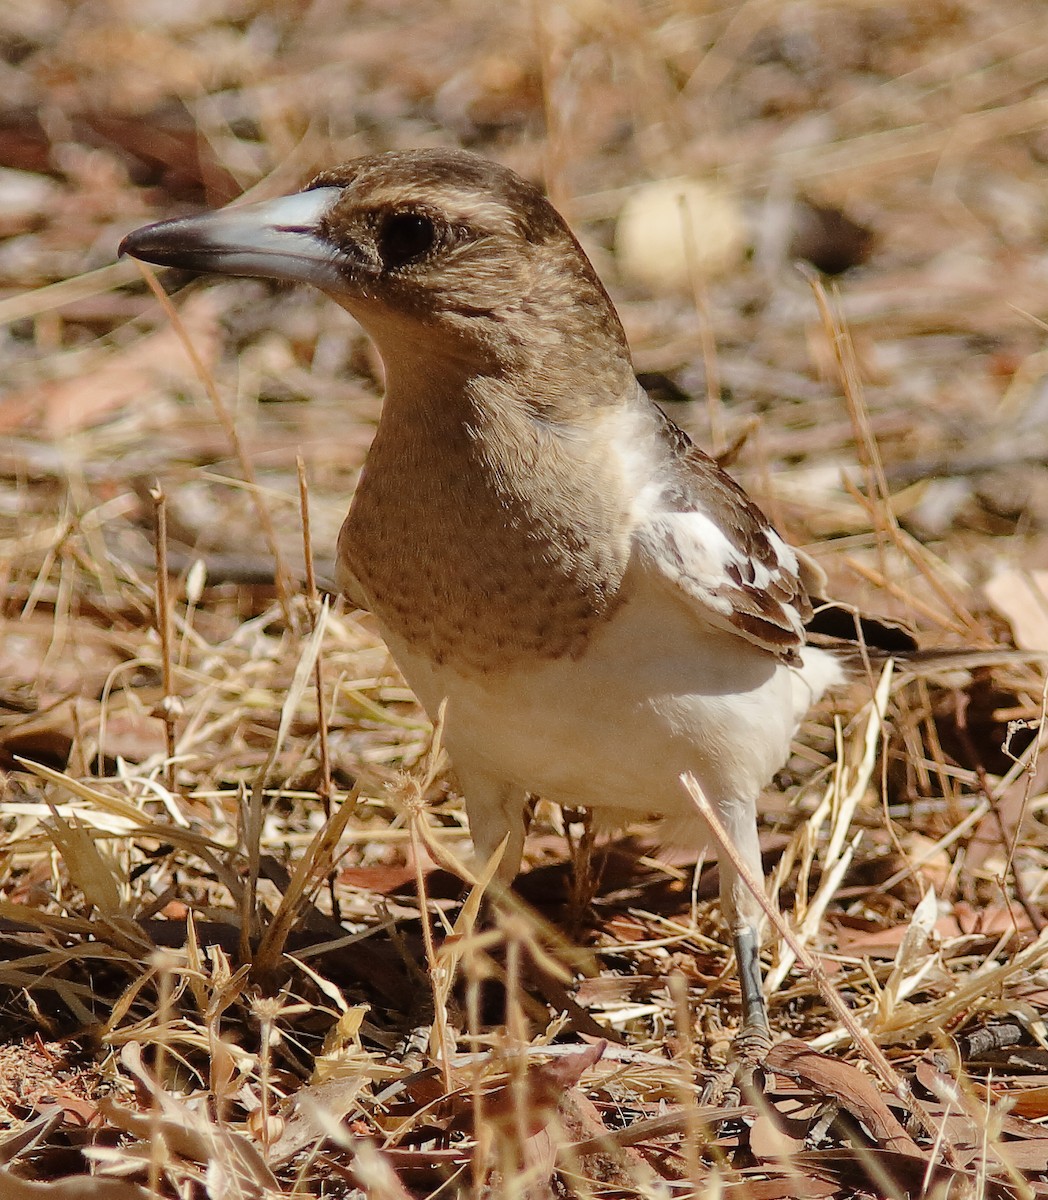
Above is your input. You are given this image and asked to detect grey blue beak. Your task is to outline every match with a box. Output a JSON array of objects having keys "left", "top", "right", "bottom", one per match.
[{"left": 119, "top": 188, "right": 345, "bottom": 290}]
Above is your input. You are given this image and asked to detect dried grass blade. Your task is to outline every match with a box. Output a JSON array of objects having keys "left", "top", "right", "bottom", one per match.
[
  {"left": 252, "top": 779, "right": 360, "bottom": 977},
  {"left": 13, "top": 758, "right": 149, "bottom": 827},
  {"left": 42, "top": 805, "right": 125, "bottom": 919},
  {"left": 768, "top": 662, "right": 892, "bottom": 991},
  {"left": 258, "top": 599, "right": 329, "bottom": 788},
  {"left": 879, "top": 886, "right": 942, "bottom": 1021},
  {"left": 0, "top": 262, "right": 138, "bottom": 326}
]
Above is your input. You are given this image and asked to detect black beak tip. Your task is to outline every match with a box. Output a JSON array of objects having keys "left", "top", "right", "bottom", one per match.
[
  {"left": 119, "top": 223, "right": 162, "bottom": 263},
  {"left": 119, "top": 219, "right": 190, "bottom": 266}
]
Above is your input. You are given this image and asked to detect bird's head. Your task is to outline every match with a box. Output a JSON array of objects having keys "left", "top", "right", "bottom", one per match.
[{"left": 120, "top": 148, "right": 632, "bottom": 390}]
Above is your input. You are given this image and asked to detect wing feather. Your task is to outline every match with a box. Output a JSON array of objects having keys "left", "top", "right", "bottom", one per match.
[{"left": 633, "top": 407, "right": 813, "bottom": 662}]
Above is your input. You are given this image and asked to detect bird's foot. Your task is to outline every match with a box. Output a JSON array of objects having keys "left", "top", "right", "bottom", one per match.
[{"left": 701, "top": 1022, "right": 773, "bottom": 1107}]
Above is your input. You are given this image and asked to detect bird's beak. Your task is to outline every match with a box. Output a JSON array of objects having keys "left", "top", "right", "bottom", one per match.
[{"left": 119, "top": 187, "right": 347, "bottom": 290}]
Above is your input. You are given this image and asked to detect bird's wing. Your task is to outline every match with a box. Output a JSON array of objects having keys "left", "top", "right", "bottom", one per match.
[{"left": 633, "top": 409, "right": 815, "bottom": 663}]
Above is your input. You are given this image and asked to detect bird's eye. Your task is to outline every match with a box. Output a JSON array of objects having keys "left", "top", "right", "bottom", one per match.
[{"left": 378, "top": 213, "right": 437, "bottom": 269}]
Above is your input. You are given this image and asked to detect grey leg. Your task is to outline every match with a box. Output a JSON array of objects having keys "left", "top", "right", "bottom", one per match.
[
  {"left": 715, "top": 796, "right": 773, "bottom": 1059},
  {"left": 734, "top": 925, "right": 772, "bottom": 1057}
]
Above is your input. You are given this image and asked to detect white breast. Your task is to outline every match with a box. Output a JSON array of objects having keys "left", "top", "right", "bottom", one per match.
[{"left": 381, "top": 563, "right": 842, "bottom": 821}]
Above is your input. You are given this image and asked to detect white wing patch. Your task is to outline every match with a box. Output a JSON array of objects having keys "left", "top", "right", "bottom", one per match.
[
  {"left": 762, "top": 527, "right": 802, "bottom": 587},
  {"left": 614, "top": 391, "right": 813, "bottom": 660},
  {"left": 643, "top": 511, "right": 749, "bottom": 615},
  {"left": 637, "top": 508, "right": 808, "bottom": 652},
  {"left": 631, "top": 474, "right": 810, "bottom": 659}
]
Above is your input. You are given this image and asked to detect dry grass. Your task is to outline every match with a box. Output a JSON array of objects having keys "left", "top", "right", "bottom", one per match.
[{"left": 2, "top": 0, "right": 1048, "bottom": 1195}]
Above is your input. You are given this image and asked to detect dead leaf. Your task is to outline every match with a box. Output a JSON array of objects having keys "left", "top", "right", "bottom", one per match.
[
  {"left": 984, "top": 568, "right": 1048, "bottom": 652},
  {"left": 481, "top": 1042, "right": 606, "bottom": 1134},
  {"left": 766, "top": 1041, "right": 920, "bottom": 1156}
]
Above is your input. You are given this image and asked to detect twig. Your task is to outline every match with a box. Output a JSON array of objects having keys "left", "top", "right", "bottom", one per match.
[
  {"left": 150, "top": 483, "right": 180, "bottom": 794},
  {"left": 995, "top": 674, "right": 1048, "bottom": 933},
  {"left": 297, "top": 458, "right": 333, "bottom": 812},
  {"left": 411, "top": 816, "right": 452, "bottom": 1095},
  {"left": 298, "top": 455, "right": 337, "bottom": 919},
  {"left": 147, "top": 951, "right": 176, "bottom": 1197}
]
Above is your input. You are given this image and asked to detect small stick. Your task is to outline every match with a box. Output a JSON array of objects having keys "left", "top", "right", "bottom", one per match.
[
  {"left": 298, "top": 455, "right": 336, "bottom": 918},
  {"left": 410, "top": 812, "right": 452, "bottom": 1096},
  {"left": 297, "top": 458, "right": 333, "bottom": 810},
  {"left": 150, "top": 483, "right": 180, "bottom": 794},
  {"left": 147, "top": 952, "right": 176, "bottom": 1198},
  {"left": 668, "top": 972, "right": 704, "bottom": 1188},
  {"left": 995, "top": 675, "right": 1048, "bottom": 933}
]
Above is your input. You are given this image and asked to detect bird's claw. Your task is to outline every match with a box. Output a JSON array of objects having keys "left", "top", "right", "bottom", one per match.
[{"left": 700, "top": 1023, "right": 773, "bottom": 1106}]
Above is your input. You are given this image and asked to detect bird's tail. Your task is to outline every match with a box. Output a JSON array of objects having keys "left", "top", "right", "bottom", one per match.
[{"left": 805, "top": 598, "right": 1047, "bottom": 675}]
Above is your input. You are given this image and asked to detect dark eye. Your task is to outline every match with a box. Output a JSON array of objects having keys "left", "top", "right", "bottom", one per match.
[{"left": 378, "top": 213, "right": 437, "bottom": 269}]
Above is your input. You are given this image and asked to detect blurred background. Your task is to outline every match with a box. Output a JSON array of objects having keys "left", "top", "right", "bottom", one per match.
[{"left": 2, "top": 2, "right": 1048, "bottom": 1189}]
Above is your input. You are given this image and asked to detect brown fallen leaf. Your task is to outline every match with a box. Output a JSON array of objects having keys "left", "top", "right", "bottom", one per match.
[
  {"left": 481, "top": 1042, "right": 607, "bottom": 1135},
  {"left": 766, "top": 1040, "right": 920, "bottom": 1156}
]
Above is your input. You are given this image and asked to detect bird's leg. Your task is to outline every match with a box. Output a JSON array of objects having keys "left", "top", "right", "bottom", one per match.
[
  {"left": 699, "top": 854, "right": 772, "bottom": 1106},
  {"left": 716, "top": 899, "right": 772, "bottom": 1099},
  {"left": 716, "top": 798, "right": 773, "bottom": 1071},
  {"left": 733, "top": 924, "right": 772, "bottom": 1060}
]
